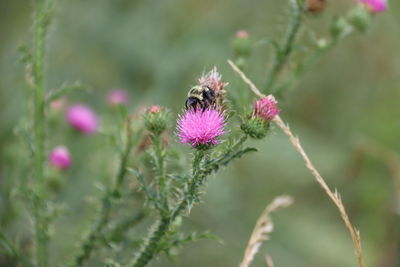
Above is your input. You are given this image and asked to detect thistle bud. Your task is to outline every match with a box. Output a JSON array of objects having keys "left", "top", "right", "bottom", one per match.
[
  {"left": 143, "top": 106, "right": 168, "bottom": 135},
  {"left": 349, "top": 5, "right": 372, "bottom": 32},
  {"left": 241, "top": 117, "right": 269, "bottom": 139},
  {"left": 241, "top": 96, "right": 280, "bottom": 139},
  {"left": 306, "top": 0, "right": 327, "bottom": 13},
  {"left": 331, "top": 16, "right": 352, "bottom": 39},
  {"left": 233, "top": 30, "right": 252, "bottom": 58}
]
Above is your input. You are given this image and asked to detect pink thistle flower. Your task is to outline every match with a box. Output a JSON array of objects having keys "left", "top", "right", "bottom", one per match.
[
  {"left": 236, "top": 30, "right": 249, "bottom": 39},
  {"left": 107, "top": 89, "right": 128, "bottom": 107},
  {"left": 66, "top": 104, "right": 98, "bottom": 134},
  {"left": 49, "top": 146, "right": 72, "bottom": 170},
  {"left": 148, "top": 105, "right": 162, "bottom": 114},
  {"left": 177, "top": 108, "right": 226, "bottom": 147},
  {"left": 254, "top": 95, "right": 280, "bottom": 121},
  {"left": 358, "top": 0, "right": 387, "bottom": 13},
  {"left": 198, "top": 67, "right": 228, "bottom": 93}
]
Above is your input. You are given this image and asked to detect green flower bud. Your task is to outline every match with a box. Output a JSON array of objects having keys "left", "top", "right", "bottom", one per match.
[
  {"left": 143, "top": 106, "right": 168, "bottom": 136},
  {"left": 241, "top": 117, "right": 270, "bottom": 139},
  {"left": 331, "top": 16, "right": 352, "bottom": 39},
  {"left": 233, "top": 30, "right": 252, "bottom": 58},
  {"left": 349, "top": 5, "right": 372, "bottom": 33}
]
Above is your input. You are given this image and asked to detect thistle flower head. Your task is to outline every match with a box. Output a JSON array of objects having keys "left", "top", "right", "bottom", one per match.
[
  {"left": 358, "top": 0, "right": 387, "bottom": 13},
  {"left": 107, "top": 89, "right": 128, "bottom": 107},
  {"left": 177, "top": 108, "right": 226, "bottom": 148},
  {"left": 253, "top": 95, "right": 280, "bottom": 122},
  {"left": 49, "top": 146, "right": 71, "bottom": 170},
  {"left": 198, "top": 67, "right": 228, "bottom": 93},
  {"left": 66, "top": 104, "right": 98, "bottom": 134}
]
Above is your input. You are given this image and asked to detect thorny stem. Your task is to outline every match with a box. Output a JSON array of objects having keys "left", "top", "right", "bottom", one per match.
[
  {"left": 130, "top": 149, "right": 206, "bottom": 267},
  {"left": 265, "top": 0, "right": 303, "bottom": 93},
  {"left": 151, "top": 134, "right": 169, "bottom": 216},
  {"left": 228, "top": 60, "right": 365, "bottom": 267},
  {"left": 71, "top": 123, "right": 134, "bottom": 266},
  {"left": 31, "top": 1, "right": 52, "bottom": 266}
]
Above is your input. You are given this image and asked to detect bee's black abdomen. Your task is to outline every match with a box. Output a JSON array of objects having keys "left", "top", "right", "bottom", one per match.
[{"left": 185, "top": 97, "right": 201, "bottom": 110}]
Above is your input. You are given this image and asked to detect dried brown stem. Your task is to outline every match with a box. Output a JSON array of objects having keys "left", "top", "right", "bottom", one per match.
[
  {"left": 228, "top": 59, "right": 365, "bottom": 267},
  {"left": 240, "top": 196, "right": 293, "bottom": 267}
]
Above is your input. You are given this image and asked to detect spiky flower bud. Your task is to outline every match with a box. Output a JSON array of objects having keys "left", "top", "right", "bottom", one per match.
[
  {"left": 331, "top": 16, "right": 352, "bottom": 39},
  {"left": 233, "top": 30, "right": 252, "bottom": 58},
  {"left": 241, "top": 96, "right": 280, "bottom": 139},
  {"left": 349, "top": 5, "right": 373, "bottom": 32},
  {"left": 143, "top": 106, "right": 168, "bottom": 136},
  {"left": 241, "top": 117, "right": 269, "bottom": 139}
]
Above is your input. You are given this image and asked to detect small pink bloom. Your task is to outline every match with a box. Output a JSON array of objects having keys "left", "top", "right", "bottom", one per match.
[
  {"left": 50, "top": 97, "right": 67, "bottom": 112},
  {"left": 236, "top": 30, "right": 249, "bottom": 39},
  {"left": 148, "top": 105, "right": 162, "bottom": 114},
  {"left": 358, "top": 0, "right": 387, "bottom": 13},
  {"left": 254, "top": 95, "right": 280, "bottom": 121},
  {"left": 107, "top": 90, "right": 128, "bottom": 107},
  {"left": 49, "top": 146, "right": 71, "bottom": 169},
  {"left": 66, "top": 105, "right": 98, "bottom": 134},
  {"left": 177, "top": 108, "right": 226, "bottom": 147}
]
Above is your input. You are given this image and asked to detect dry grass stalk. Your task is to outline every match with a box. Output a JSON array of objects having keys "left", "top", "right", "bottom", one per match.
[
  {"left": 228, "top": 59, "right": 365, "bottom": 267},
  {"left": 264, "top": 254, "right": 275, "bottom": 267},
  {"left": 240, "top": 195, "right": 293, "bottom": 267}
]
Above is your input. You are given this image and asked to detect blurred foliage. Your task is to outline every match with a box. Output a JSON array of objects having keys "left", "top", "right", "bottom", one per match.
[{"left": 1, "top": 0, "right": 400, "bottom": 266}]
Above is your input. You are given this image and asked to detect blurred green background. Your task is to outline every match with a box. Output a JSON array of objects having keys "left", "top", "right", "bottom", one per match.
[{"left": 1, "top": 0, "right": 400, "bottom": 266}]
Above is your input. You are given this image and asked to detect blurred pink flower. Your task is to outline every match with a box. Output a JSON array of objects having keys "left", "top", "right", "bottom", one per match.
[
  {"left": 107, "top": 90, "right": 128, "bottom": 107},
  {"left": 254, "top": 95, "right": 280, "bottom": 121},
  {"left": 177, "top": 108, "right": 226, "bottom": 147},
  {"left": 358, "top": 0, "right": 387, "bottom": 13},
  {"left": 148, "top": 105, "right": 162, "bottom": 114},
  {"left": 50, "top": 97, "right": 67, "bottom": 112},
  {"left": 49, "top": 146, "right": 71, "bottom": 169},
  {"left": 236, "top": 30, "right": 249, "bottom": 39},
  {"left": 66, "top": 104, "right": 98, "bottom": 134}
]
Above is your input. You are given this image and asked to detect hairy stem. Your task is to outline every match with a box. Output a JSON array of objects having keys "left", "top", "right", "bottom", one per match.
[
  {"left": 31, "top": 1, "right": 52, "bottom": 266},
  {"left": 265, "top": 0, "right": 303, "bottom": 93},
  {"left": 151, "top": 134, "right": 169, "bottom": 215},
  {"left": 130, "top": 149, "right": 206, "bottom": 267}
]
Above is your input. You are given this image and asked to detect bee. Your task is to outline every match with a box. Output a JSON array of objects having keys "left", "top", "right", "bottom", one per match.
[{"left": 185, "top": 85, "right": 216, "bottom": 110}]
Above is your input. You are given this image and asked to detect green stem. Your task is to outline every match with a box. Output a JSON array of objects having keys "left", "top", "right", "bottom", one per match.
[
  {"left": 151, "top": 134, "right": 169, "bottom": 215},
  {"left": 32, "top": 1, "right": 51, "bottom": 266},
  {"left": 70, "top": 126, "right": 134, "bottom": 266},
  {"left": 265, "top": 0, "right": 303, "bottom": 93},
  {"left": 130, "top": 150, "right": 206, "bottom": 267}
]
